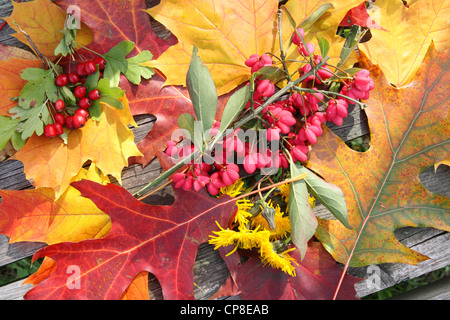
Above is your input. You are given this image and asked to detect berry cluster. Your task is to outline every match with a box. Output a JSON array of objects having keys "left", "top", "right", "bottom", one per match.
[
  {"left": 43, "top": 57, "right": 106, "bottom": 138},
  {"left": 165, "top": 27, "right": 375, "bottom": 195}
]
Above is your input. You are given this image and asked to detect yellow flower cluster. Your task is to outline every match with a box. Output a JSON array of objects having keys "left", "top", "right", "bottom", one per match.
[{"left": 211, "top": 180, "right": 299, "bottom": 276}]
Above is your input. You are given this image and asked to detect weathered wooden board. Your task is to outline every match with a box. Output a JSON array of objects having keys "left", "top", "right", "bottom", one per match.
[{"left": 0, "top": 0, "right": 448, "bottom": 301}]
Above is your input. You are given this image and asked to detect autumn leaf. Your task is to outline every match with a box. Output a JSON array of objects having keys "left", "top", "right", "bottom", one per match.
[
  {"left": 307, "top": 45, "right": 450, "bottom": 267},
  {"left": 23, "top": 172, "right": 236, "bottom": 299},
  {"left": 279, "top": 0, "right": 362, "bottom": 75},
  {"left": 0, "top": 45, "right": 42, "bottom": 116},
  {"left": 339, "top": 2, "right": 386, "bottom": 30},
  {"left": 145, "top": 0, "right": 280, "bottom": 96},
  {"left": 215, "top": 241, "right": 360, "bottom": 300},
  {"left": 11, "top": 97, "right": 142, "bottom": 197},
  {"left": 0, "top": 163, "right": 110, "bottom": 245},
  {"left": 359, "top": 0, "right": 450, "bottom": 87},
  {"left": 3, "top": 0, "right": 93, "bottom": 59}
]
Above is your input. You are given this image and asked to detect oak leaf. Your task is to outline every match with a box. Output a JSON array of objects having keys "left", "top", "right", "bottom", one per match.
[
  {"left": 0, "top": 163, "right": 110, "bottom": 245},
  {"left": 24, "top": 153, "right": 236, "bottom": 299},
  {"left": 308, "top": 45, "right": 450, "bottom": 267},
  {"left": 215, "top": 241, "right": 360, "bottom": 300}
]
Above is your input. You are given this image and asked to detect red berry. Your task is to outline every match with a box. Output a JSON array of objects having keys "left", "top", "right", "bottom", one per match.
[
  {"left": 55, "top": 74, "right": 69, "bottom": 87},
  {"left": 65, "top": 115, "right": 74, "bottom": 129},
  {"left": 74, "top": 85, "right": 87, "bottom": 98},
  {"left": 88, "top": 89, "right": 101, "bottom": 100},
  {"left": 54, "top": 122, "right": 64, "bottom": 135},
  {"left": 93, "top": 57, "right": 107, "bottom": 70},
  {"left": 55, "top": 99, "right": 65, "bottom": 112},
  {"left": 84, "top": 60, "right": 97, "bottom": 74},
  {"left": 72, "top": 114, "right": 86, "bottom": 128},
  {"left": 44, "top": 124, "right": 56, "bottom": 138},
  {"left": 75, "top": 108, "right": 89, "bottom": 119},
  {"left": 78, "top": 97, "right": 92, "bottom": 109},
  {"left": 68, "top": 72, "right": 80, "bottom": 84},
  {"left": 54, "top": 113, "right": 65, "bottom": 126},
  {"left": 76, "top": 63, "right": 87, "bottom": 76}
]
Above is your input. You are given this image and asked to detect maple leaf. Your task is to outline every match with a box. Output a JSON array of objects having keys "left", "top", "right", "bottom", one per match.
[
  {"left": 215, "top": 241, "right": 360, "bottom": 300},
  {"left": 0, "top": 163, "right": 110, "bottom": 245},
  {"left": 11, "top": 97, "right": 142, "bottom": 197},
  {"left": 2, "top": 0, "right": 93, "bottom": 59},
  {"left": 0, "top": 45, "right": 42, "bottom": 116},
  {"left": 307, "top": 45, "right": 450, "bottom": 267},
  {"left": 279, "top": 0, "right": 362, "bottom": 76},
  {"left": 145, "top": 0, "right": 280, "bottom": 96},
  {"left": 24, "top": 153, "right": 237, "bottom": 299},
  {"left": 359, "top": 0, "right": 450, "bottom": 87}
]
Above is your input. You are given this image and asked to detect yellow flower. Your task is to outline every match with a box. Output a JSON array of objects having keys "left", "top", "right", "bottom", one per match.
[
  {"left": 209, "top": 221, "right": 270, "bottom": 256},
  {"left": 219, "top": 178, "right": 245, "bottom": 198},
  {"left": 233, "top": 198, "right": 253, "bottom": 228},
  {"left": 277, "top": 183, "right": 290, "bottom": 202},
  {"left": 259, "top": 240, "right": 298, "bottom": 277}
]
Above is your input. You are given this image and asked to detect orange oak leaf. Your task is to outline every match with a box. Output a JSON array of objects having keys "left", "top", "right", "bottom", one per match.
[
  {"left": 308, "top": 44, "right": 450, "bottom": 267},
  {"left": 3, "top": 0, "right": 93, "bottom": 59},
  {"left": 0, "top": 163, "right": 110, "bottom": 245},
  {"left": 11, "top": 97, "right": 142, "bottom": 197},
  {"left": 24, "top": 163, "right": 236, "bottom": 299}
]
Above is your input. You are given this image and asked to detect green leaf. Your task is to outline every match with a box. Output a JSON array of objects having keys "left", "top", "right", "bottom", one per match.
[
  {"left": 250, "top": 66, "right": 285, "bottom": 84},
  {"left": 18, "top": 69, "right": 58, "bottom": 108},
  {"left": 317, "top": 36, "right": 330, "bottom": 57},
  {"left": 54, "top": 28, "right": 77, "bottom": 57},
  {"left": 0, "top": 116, "right": 20, "bottom": 150},
  {"left": 300, "top": 166, "right": 350, "bottom": 229},
  {"left": 216, "top": 85, "right": 250, "bottom": 137},
  {"left": 123, "top": 50, "right": 155, "bottom": 85},
  {"left": 17, "top": 103, "right": 48, "bottom": 140},
  {"left": 20, "top": 68, "right": 48, "bottom": 82},
  {"left": 102, "top": 41, "right": 135, "bottom": 86},
  {"left": 89, "top": 78, "right": 125, "bottom": 120},
  {"left": 177, "top": 113, "right": 196, "bottom": 142},
  {"left": 288, "top": 161, "right": 318, "bottom": 260},
  {"left": 84, "top": 69, "right": 100, "bottom": 92},
  {"left": 299, "top": 3, "right": 334, "bottom": 30},
  {"left": 11, "top": 131, "right": 26, "bottom": 151},
  {"left": 186, "top": 45, "right": 218, "bottom": 150},
  {"left": 101, "top": 41, "right": 155, "bottom": 86}
]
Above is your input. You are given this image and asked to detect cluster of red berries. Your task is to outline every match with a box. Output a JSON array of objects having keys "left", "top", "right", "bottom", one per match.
[
  {"left": 43, "top": 57, "right": 106, "bottom": 138},
  {"left": 165, "top": 27, "right": 375, "bottom": 194}
]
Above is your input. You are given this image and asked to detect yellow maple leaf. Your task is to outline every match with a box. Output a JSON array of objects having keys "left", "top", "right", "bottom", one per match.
[
  {"left": 359, "top": 0, "right": 450, "bottom": 87},
  {"left": 145, "top": 0, "right": 363, "bottom": 96},
  {"left": 12, "top": 96, "right": 142, "bottom": 198},
  {"left": 3, "top": 0, "right": 93, "bottom": 58},
  {"left": 145, "top": 0, "right": 279, "bottom": 96}
]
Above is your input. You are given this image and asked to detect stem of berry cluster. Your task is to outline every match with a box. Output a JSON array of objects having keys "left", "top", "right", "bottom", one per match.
[{"left": 132, "top": 57, "right": 329, "bottom": 199}]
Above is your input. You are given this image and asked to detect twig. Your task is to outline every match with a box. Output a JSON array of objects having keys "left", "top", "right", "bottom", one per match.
[{"left": 13, "top": 21, "right": 47, "bottom": 69}]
